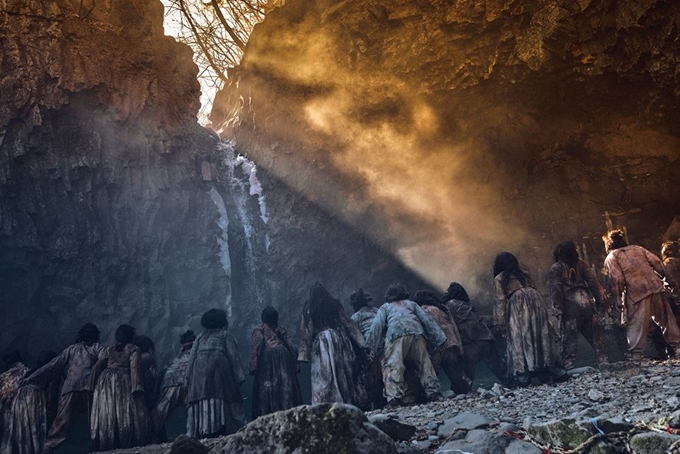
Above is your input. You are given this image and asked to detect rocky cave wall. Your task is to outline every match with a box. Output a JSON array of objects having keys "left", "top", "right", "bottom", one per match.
[
  {"left": 213, "top": 0, "right": 680, "bottom": 304},
  {"left": 0, "top": 0, "right": 429, "bottom": 362}
]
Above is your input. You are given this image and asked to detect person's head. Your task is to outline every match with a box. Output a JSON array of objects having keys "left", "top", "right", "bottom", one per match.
[
  {"left": 2, "top": 350, "right": 23, "bottom": 367},
  {"left": 308, "top": 282, "right": 342, "bottom": 329},
  {"left": 75, "top": 323, "right": 100, "bottom": 345},
  {"left": 603, "top": 229, "right": 628, "bottom": 253},
  {"left": 35, "top": 350, "right": 57, "bottom": 370},
  {"left": 662, "top": 241, "right": 680, "bottom": 261},
  {"left": 180, "top": 329, "right": 196, "bottom": 345},
  {"left": 414, "top": 290, "right": 440, "bottom": 307},
  {"left": 493, "top": 252, "right": 526, "bottom": 287},
  {"left": 114, "top": 324, "right": 136, "bottom": 351},
  {"left": 201, "top": 309, "right": 228, "bottom": 330},
  {"left": 553, "top": 240, "right": 579, "bottom": 266},
  {"left": 134, "top": 335, "right": 155, "bottom": 354},
  {"left": 385, "top": 284, "right": 409, "bottom": 303},
  {"left": 442, "top": 282, "right": 469, "bottom": 303},
  {"left": 350, "top": 288, "right": 373, "bottom": 312},
  {"left": 261, "top": 306, "right": 279, "bottom": 329}
]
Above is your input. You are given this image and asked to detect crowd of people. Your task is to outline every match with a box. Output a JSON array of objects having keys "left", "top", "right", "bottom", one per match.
[{"left": 1, "top": 230, "right": 680, "bottom": 453}]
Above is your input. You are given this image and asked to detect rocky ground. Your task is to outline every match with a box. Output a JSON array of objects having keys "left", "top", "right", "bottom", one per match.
[
  {"left": 100, "top": 359, "right": 680, "bottom": 454},
  {"left": 368, "top": 360, "right": 680, "bottom": 453}
]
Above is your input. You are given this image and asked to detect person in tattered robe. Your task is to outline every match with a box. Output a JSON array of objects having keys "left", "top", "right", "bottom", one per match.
[
  {"left": 185, "top": 309, "right": 245, "bottom": 438},
  {"left": 350, "top": 288, "right": 385, "bottom": 409},
  {"left": 443, "top": 282, "right": 511, "bottom": 387},
  {"left": 21, "top": 323, "right": 104, "bottom": 454},
  {"left": 549, "top": 241, "right": 609, "bottom": 370},
  {"left": 1, "top": 351, "right": 58, "bottom": 454},
  {"left": 152, "top": 330, "right": 195, "bottom": 442},
  {"left": 0, "top": 351, "right": 29, "bottom": 451},
  {"left": 414, "top": 290, "right": 471, "bottom": 394},
  {"left": 662, "top": 241, "right": 680, "bottom": 300},
  {"left": 367, "top": 284, "right": 446, "bottom": 406},
  {"left": 90, "top": 324, "right": 149, "bottom": 451},
  {"left": 134, "top": 335, "right": 158, "bottom": 415},
  {"left": 250, "top": 306, "right": 302, "bottom": 418},
  {"left": 298, "top": 283, "right": 368, "bottom": 407},
  {"left": 603, "top": 230, "right": 680, "bottom": 361},
  {"left": 493, "top": 252, "right": 567, "bottom": 387}
]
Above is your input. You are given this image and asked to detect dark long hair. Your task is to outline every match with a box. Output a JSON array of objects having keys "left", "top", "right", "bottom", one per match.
[
  {"left": 493, "top": 252, "right": 527, "bottom": 288},
  {"left": 201, "top": 309, "right": 228, "bottom": 329},
  {"left": 75, "top": 323, "right": 100, "bottom": 344},
  {"left": 442, "top": 282, "right": 469, "bottom": 303},
  {"left": 385, "top": 283, "right": 409, "bottom": 303},
  {"left": 114, "top": 325, "right": 136, "bottom": 352},
  {"left": 134, "top": 335, "right": 155, "bottom": 354},
  {"left": 308, "top": 282, "right": 342, "bottom": 330},
  {"left": 350, "top": 288, "right": 373, "bottom": 312},
  {"left": 603, "top": 230, "right": 628, "bottom": 253},
  {"left": 261, "top": 306, "right": 279, "bottom": 329},
  {"left": 553, "top": 240, "right": 579, "bottom": 267},
  {"left": 414, "top": 289, "right": 448, "bottom": 313}
]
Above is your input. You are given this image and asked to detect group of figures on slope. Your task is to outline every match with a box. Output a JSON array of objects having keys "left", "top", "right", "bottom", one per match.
[{"left": 2, "top": 229, "right": 680, "bottom": 453}]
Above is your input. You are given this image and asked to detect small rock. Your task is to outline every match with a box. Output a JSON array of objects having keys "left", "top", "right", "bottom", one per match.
[
  {"left": 438, "top": 412, "right": 493, "bottom": 437},
  {"left": 629, "top": 432, "right": 680, "bottom": 453},
  {"left": 436, "top": 429, "right": 512, "bottom": 454},
  {"left": 368, "top": 414, "right": 417, "bottom": 442},
  {"left": 505, "top": 439, "right": 543, "bottom": 454},
  {"left": 588, "top": 389, "right": 605, "bottom": 402},
  {"left": 170, "top": 435, "right": 209, "bottom": 454},
  {"left": 567, "top": 366, "right": 597, "bottom": 377}
]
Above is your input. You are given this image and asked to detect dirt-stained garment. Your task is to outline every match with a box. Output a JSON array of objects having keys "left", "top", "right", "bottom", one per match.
[
  {"left": 152, "top": 348, "right": 191, "bottom": 439},
  {"left": 421, "top": 305, "right": 470, "bottom": 394},
  {"left": 549, "top": 259, "right": 609, "bottom": 369},
  {"left": 0, "top": 363, "right": 30, "bottom": 451},
  {"left": 249, "top": 323, "right": 302, "bottom": 418},
  {"left": 368, "top": 300, "right": 445, "bottom": 403},
  {"left": 90, "top": 343, "right": 149, "bottom": 451},
  {"left": 352, "top": 307, "right": 384, "bottom": 408},
  {"left": 494, "top": 273, "right": 556, "bottom": 380},
  {"left": 446, "top": 298, "right": 509, "bottom": 386},
  {"left": 298, "top": 303, "right": 367, "bottom": 406},
  {"left": 24, "top": 341, "right": 104, "bottom": 453},
  {"left": 139, "top": 352, "right": 158, "bottom": 413},
  {"left": 1, "top": 384, "right": 46, "bottom": 454},
  {"left": 185, "top": 329, "right": 245, "bottom": 437},
  {"left": 664, "top": 257, "right": 680, "bottom": 296},
  {"left": 604, "top": 245, "right": 680, "bottom": 359}
]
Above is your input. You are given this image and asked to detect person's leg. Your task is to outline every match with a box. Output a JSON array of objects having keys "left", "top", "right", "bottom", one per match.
[
  {"left": 441, "top": 349, "right": 471, "bottom": 394},
  {"left": 406, "top": 336, "right": 441, "bottom": 400},
  {"left": 579, "top": 306, "right": 609, "bottom": 365},
  {"left": 560, "top": 312, "right": 579, "bottom": 370},
  {"left": 381, "top": 336, "right": 408, "bottom": 405},
  {"left": 650, "top": 292, "right": 680, "bottom": 352},
  {"left": 43, "top": 391, "right": 88, "bottom": 453},
  {"left": 626, "top": 297, "right": 651, "bottom": 361}
]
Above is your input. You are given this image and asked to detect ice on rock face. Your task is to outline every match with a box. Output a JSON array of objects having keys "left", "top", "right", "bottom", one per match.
[{"left": 208, "top": 186, "right": 232, "bottom": 317}]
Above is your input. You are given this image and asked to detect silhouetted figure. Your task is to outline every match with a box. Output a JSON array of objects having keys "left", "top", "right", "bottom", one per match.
[
  {"left": 1, "top": 351, "right": 57, "bottom": 454},
  {"left": 662, "top": 241, "right": 680, "bottom": 298},
  {"left": 603, "top": 230, "right": 680, "bottom": 361},
  {"left": 549, "top": 241, "right": 609, "bottom": 369},
  {"left": 185, "top": 309, "right": 245, "bottom": 438},
  {"left": 493, "top": 252, "right": 566, "bottom": 387},
  {"left": 415, "top": 290, "right": 471, "bottom": 394},
  {"left": 350, "top": 288, "right": 385, "bottom": 409},
  {"left": 298, "top": 283, "right": 368, "bottom": 406},
  {"left": 367, "top": 284, "right": 445, "bottom": 406},
  {"left": 152, "top": 330, "right": 195, "bottom": 442},
  {"left": 90, "top": 324, "right": 149, "bottom": 451},
  {"left": 23, "top": 323, "right": 104, "bottom": 454},
  {"left": 134, "top": 335, "right": 159, "bottom": 415},
  {"left": 250, "top": 306, "right": 302, "bottom": 418},
  {"left": 443, "top": 282, "right": 511, "bottom": 387},
  {"left": 0, "top": 351, "right": 29, "bottom": 451}
]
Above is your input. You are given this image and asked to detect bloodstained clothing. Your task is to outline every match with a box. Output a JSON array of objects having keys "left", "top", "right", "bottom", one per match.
[
  {"left": 90, "top": 343, "right": 149, "bottom": 451},
  {"left": 351, "top": 306, "right": 384, "bottom": 408},
  {"left": 185, "top": 329, "right": 245, "bottom": 437},
  {"left": 298, "top": 303, "right": 367, "bottom": 406},
  {"left": 549, "top": 259, "right": 608, "bottom": 369},
  {"left": 494, "top": 273, "right": 556, "bottom": 379},
  {"left": 152, "top": 348, "right": 191, "bottom": 440},
  {"left": 0, "top": 384, "right": 47, "bottom": 454},
  {"left": 604, "top": 245, "right": 680, "bottom": 359},
  {"left": 421, "top": 304, "right": 470, "bottom": 393},
  {"left": 249, "top": 323, "right": 302, "bottom": 418},
  {"left": 23, "top": 341, "right": 104, "bottom": 453},
  {"left": 445, "top": 298, "right": 509, "bottom": 386},
  {"left": 367, "top": 300, "right": 445, "bottom": 403},
  {"left": 0, "top": 363, "right": 30, "bottom": 451}
]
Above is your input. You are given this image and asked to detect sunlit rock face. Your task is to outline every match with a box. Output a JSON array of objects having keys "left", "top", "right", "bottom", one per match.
[
  {"left": 0, "top": 0, "right": 228, "bottom": 361},
  {"left": 213, "top": 0, "right": 680, "bottom": 300}
]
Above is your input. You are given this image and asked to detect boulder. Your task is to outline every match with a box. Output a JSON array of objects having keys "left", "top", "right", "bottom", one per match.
[
  {"left": 629, "top": 432, "right": 680, "bottom": 454},
  {"left": 437, "top": 412, "right": 493, "bottom": 437},
  {"left": 526, "top": 417, "right": 593, "bottom": 449},
  {"left": 368, "top": 414, "right": 417, "bottom": 441},
  {"left": 209, "top": 404, "right": 396, "bottom": 454},
  {"left": 505, "top": 439, "right": 543, "bottom": 454},
  {"left": 171, "top": 435, "right": 210, "bottom": 454},
  {"left": 436, "top": 429, "right": 512, "bottom": 454}
]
